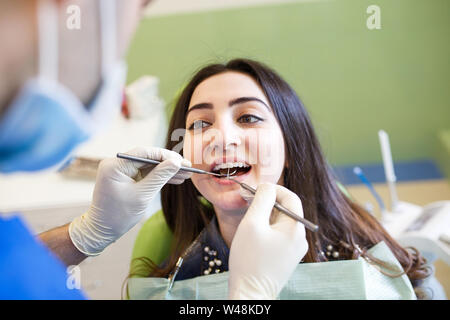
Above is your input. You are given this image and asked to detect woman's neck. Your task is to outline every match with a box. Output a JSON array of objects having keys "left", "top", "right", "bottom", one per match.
[{"left": 213, "top": 205, "right": 247, "bottom": 248}]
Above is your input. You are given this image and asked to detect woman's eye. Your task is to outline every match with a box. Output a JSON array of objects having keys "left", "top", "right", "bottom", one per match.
[
  {"left": 237, "top": 114, "right": 264, "bottom": 124},
  {"left": 188, "top": 120, "right": 211, "bottom": 130}
]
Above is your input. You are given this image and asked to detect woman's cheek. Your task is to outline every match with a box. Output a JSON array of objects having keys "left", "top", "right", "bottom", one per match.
[
  {"left": 254, "top": 129, "right": 285, "bottom": 181},
  {"left": 183, "top": 134, "right": 201, "bottom": 165},
  {"left": 182, "top": 134, "right": 192, "bottom": 161},
  {"left": 183, "top": 133, "right": 209, "bottom": 167},
  {"left": 183, "top": 135, "right": 207, "bottom": 190}
]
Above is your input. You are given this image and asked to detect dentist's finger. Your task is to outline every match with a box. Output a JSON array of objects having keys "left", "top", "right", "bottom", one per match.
[
  {"left": 137, "top": 157, "right": 182, "bottom": 191},
  {"left": 274, "top": 185, "right": 304, "bottom": 219},
  {"left": 243, "top": 183, "right": 277, "bottom": 224},
  {"left": 239, "top": 186, "right": 255, "bottom": 203},
  {"left": 117, "top": 147, "right": 184, "bottom": 179},
  {"left": 271, "top": 185, "right": 306, "bottom": 236},
  {"left": 167, "top": 176, "right": 189, "bottom": 185}
]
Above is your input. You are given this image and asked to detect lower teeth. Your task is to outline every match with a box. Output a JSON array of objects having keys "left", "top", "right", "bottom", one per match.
[
  {"left": 217, "top": 168, "right": 248, "bottom": 177},
  {"left": 219, "top": 169, "right": 234, "bottom": 176}
]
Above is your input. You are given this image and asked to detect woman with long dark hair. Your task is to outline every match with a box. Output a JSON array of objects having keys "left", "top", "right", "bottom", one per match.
[{"left": 131, "top": 58, "right": 433, "bottom": 299}]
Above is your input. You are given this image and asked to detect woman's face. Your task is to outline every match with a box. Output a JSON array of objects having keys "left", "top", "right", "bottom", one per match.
[{"left": 183, "top": 71, "right": 286, "bottom": 211}]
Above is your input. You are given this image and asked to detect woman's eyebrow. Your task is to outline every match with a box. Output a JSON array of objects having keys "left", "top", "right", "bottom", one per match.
[
  {"left": 186, "top": 97, "right": 270, "bottom": 116},
  {"left": 229, "top": 97, "right": 270, "bottom": 111},
  {"left": 186, "top": 102, "right": 213, "bottom": 116}
]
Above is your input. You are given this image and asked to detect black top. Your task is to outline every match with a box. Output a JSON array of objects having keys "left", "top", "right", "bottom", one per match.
[{"left": 172, "top": 217, "right": 230, "bottom": 281}]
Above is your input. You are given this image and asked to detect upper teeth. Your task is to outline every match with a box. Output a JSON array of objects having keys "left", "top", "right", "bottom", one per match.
[{"left": 213, "top": 162, "right": 249, "bottom": 171}]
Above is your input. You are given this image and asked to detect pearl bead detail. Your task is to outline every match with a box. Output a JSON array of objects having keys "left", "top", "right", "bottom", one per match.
[
  {"left": 324, "top": 243, "right": 340, "bottom": 260},
  {"left": 202, "top": 244, "right": 224, "bottom": 276}
]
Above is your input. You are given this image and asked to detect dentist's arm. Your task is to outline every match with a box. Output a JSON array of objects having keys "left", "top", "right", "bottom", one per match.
[
  {"left": 39, "top": 224, "right": 87, "bottom": 266},
  {"left": 228, "top": 183, "right": 308, "bottom": 300},
  {"left": 39, "top": 147, "right": 191, "bottom": 266}
]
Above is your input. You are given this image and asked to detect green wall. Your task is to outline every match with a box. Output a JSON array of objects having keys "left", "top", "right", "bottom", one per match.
[{"left": 126, "top": 0, "right": 450, "bottom": 166}]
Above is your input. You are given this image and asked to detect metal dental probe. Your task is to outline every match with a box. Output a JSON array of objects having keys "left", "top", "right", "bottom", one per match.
[
  {"left": 117, "top": 153, "right": 318, "bottom": 231},
  {"left": 116, "top": 153, "right": 225, "bottom": 177},
  {"left": 226, "top": 168, "right": 319, "bottom": 232}
]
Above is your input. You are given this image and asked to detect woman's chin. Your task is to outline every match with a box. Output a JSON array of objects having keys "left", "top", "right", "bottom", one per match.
[{"left": 210, "top": 192, "right": 249, "bottom": 211}]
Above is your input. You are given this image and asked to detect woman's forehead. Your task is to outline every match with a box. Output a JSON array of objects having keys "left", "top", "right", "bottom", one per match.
[{"left": 189, "top": 71, "right": 268, "bottom": 106}]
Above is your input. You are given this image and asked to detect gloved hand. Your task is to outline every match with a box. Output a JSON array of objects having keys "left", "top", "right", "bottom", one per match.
[
  {"left": 69, "top": 147, "right": 191, "bottom": 256},
  {"left": 228, "top": 183, "right": 308, "bottom": 300}
]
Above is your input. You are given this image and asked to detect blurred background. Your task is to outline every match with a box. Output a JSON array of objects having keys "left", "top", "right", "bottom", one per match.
[
  {"left": 1, "top": 0, "right": 449, "bottom": 299},
  {"left": 128, "top": 0, "right": 450, "bottom": 172}
]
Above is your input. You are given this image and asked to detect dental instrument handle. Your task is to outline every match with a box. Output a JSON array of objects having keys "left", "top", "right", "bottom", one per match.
[
  {"left": 378, "top": 130, "right": 399, "bottom": 211},
  {"left": 116, "top": 153, "right": 221, "bottom": 176},
  {"left": 234, "top": 179, "right": 319, "bottom": 232},
  {"left": 273, "top": 202, "right": 319, "bottom": 232}
]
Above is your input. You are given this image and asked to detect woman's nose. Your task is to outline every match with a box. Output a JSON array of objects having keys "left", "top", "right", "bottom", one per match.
[{"left": 207, "top": 121, "right": 242, "bottom": 153}]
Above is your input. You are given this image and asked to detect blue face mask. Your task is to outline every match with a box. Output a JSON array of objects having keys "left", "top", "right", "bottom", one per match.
[{"left": 0, "top": 0, "right": 127, "bottom": 173}]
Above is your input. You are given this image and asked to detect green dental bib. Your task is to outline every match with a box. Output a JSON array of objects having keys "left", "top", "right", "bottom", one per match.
[{"left": 128, "top": 241, "right": 416, "bottom": 300}]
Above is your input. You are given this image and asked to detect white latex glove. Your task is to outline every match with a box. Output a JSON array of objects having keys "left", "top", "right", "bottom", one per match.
[
  {"left": 69, "top": 147, "right": 192, "bottom": 256},
  {"left": 228, "top": 183, "right": 308, "bottom": 300}
]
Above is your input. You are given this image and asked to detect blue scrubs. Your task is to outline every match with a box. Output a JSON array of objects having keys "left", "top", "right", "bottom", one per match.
[{"left": 0, "top": 214, "right": 86, "bottom": 299}]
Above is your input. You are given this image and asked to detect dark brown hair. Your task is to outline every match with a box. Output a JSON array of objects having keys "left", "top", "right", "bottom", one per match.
[{"left": 129, "top": 58, "right": 430, "bottom": 298}]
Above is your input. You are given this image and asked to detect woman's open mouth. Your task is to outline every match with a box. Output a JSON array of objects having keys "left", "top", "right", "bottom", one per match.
[{"left": 210, "top": 161, "right": 252, "bottom": 184}]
